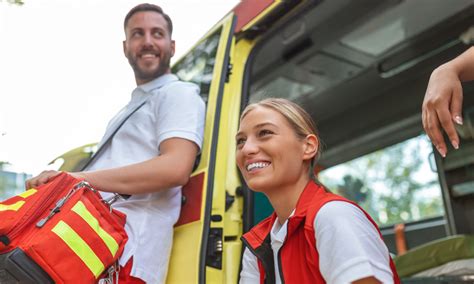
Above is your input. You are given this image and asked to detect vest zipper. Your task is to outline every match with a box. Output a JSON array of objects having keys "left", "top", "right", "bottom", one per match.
[
  {"left": 277, "top": 221, "right": 290, "bottom": 284},
  {"left": 241, "top": 238, "right": 261, "bottom": 263},
  {"left": 242, "top": 237, "right": 275, "bottom": 284},
  {"left": 277, "top": 246, "right": 285, "bottom": 284}
]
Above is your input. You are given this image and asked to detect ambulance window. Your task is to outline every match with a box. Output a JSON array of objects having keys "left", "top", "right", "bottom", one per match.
[
  {"left": 172, "top": 28, "right": 222, "bottom": 104},
  {"left": 318, "top": 134, "right": 444, "bottom": 227}
]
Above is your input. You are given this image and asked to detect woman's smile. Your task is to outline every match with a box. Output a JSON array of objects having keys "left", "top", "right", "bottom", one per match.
[{"left": 245, "top": 161, "right": 271, "bottom": 172}]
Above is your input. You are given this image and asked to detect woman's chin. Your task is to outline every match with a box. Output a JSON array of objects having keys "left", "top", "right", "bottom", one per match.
[{"left": 245, "top": 178, "right": 274, "bottom": 193}]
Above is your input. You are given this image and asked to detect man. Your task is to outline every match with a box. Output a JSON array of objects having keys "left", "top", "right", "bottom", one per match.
[
  {"left": 26, "top": 3, "right": 205, "bottom": 283},
  {"left": 422, "top": 46, "right": 474, "bottom": 157}
]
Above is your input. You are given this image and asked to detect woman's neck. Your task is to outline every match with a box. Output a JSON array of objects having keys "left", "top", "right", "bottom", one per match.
[{"left": 267, "top": 175, "right": 311, "bottom": 225}]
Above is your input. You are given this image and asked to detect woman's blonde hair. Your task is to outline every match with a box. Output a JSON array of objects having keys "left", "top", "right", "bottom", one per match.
[{"left": 241, "top": 98, "right": 321, "bottom": 181}]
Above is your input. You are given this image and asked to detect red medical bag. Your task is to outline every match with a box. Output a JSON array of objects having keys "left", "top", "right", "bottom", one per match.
[{"left": 0, "top": 172, "right": 127, "bottom": 283}]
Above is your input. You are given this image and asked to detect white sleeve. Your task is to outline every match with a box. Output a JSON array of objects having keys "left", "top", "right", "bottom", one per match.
[
  {"left": 155, "top": 82, "right": 205, "bottom": 150},
  {"left": 239, "top": 248, "right": 260, "bottom": 284},
  {"left": 315, "top": 201, "right": 394, "bottom": 284}
]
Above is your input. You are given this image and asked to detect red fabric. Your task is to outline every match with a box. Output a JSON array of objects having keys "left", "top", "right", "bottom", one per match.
[
  {"left": 242, "top": 181, "right": 401, "bottom": 284},
  {"left": 175, "top": 172, "right": 205, "bottom": 226},
  {"left": 119, "top": 257, "right": 145, "bottom": 284},
  {"left": 0, "top": 173, "right": 79, "bottom": 252},
  {"left": 233, "top": 0, "right": 274, "bottom": 32},
  {"left": 0, "top": 173, "right": 128, "bottom": 283}
]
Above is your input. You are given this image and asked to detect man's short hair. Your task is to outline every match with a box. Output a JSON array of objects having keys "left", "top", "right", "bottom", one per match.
[{"left": 124, "top": 3, "right": 173, "bottom": 36}]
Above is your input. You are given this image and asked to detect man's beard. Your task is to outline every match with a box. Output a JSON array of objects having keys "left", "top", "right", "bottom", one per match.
[{"left": 128, "top": 51, "right": 171, "bottom": 83}]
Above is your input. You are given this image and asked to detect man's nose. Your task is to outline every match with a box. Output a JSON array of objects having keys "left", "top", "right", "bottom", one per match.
[{"left": 142, "top": 33, "right": 153, "bottom": 47}]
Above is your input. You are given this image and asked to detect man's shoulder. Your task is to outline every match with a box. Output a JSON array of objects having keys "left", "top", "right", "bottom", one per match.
[
  {"left": 157, "top": 79, "right": 202, "bottom": 103},
  {"left": 164, "top": 77, "right": 199, "bottom": 91}
]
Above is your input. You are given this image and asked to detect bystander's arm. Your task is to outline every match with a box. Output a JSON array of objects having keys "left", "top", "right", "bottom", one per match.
[{"left": 422, "top": 46, "right": 474, "bottom": 157}]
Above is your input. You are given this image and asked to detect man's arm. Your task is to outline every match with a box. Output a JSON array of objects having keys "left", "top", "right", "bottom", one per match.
[
  {"left": 422, "top": 46, "right": 474, "bottom": 157},
  {"left": 26, "top": 137, "right": 198, "bottom": 194}
]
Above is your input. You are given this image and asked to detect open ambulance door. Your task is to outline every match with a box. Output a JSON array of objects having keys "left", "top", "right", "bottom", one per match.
[
  {"left": 239, "top": 0, "right": 474, "bottom": 268},
  {"left": 166, "top": 13, "right": 236, "bottom": 284}
]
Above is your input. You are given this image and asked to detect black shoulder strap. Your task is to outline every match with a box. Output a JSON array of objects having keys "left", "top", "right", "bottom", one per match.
[{"left": 80, "top": 98, "right": 149, "bottom": 171}]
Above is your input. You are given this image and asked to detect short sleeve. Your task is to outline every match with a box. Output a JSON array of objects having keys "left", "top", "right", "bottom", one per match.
[
  {"left": 239, "top": 248, "right": 260, "bottom": 284},
  {"left": 315, "top": 201, "right": 394, "bottom": 284},
  {"left": 154, "top": 82, "right": 205, "bottom": 150}
]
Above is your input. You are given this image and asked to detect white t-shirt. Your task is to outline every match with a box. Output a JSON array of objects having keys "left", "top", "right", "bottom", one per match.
[
  {"left": 87, "top": 74, "right": 205, "bottom": 284},
  {"left": 240, "top": 201, "right": 394, "bottom": 284}
]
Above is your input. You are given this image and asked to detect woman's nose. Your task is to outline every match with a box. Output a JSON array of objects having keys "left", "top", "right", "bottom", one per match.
[{"left": 241, "top": 139, "right": 259, "bottom": 155}]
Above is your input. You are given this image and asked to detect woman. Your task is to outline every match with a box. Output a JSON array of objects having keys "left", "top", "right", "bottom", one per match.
[{"left": 236, "top": 98, "right": 400, "bottom": 284}]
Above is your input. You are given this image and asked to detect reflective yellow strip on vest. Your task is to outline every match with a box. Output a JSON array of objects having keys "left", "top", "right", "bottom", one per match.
[
  {"left": 0, "top": 201, "right": 25, "bottom": 211},
  {"left": 71, "top": 201, "right": 119, "bottom": 257},
  {"left": 18, "top": 188, "right": 38, "bottom": 199},
  {"left": 52, "top": 221, "right": 104, "bottom": 278}
]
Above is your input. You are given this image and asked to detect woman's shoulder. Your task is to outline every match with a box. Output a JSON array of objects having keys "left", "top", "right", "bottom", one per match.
[
  {"left": 318, "top": 200, "right": 363, "bottom": 217},
  {"left": 315, "top": 201, "right": 372, "bottom": 231}
]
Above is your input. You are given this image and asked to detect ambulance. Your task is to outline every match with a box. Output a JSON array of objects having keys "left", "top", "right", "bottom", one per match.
[{"left": 54, "top": 0, "right": 474, "bottom": 282}]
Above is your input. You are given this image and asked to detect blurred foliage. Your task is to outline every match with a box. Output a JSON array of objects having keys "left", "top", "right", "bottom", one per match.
[
  {"left": 0, "top": 161, "right": 9, "bottom": 170},
  {"left": 1, "top": 0, "right": 24, "bottom": 5},
  {"left": 320, "top": 137, "right": 444, "bottom": 226},
  {"left": 0, "top": 161, "right": 9, "bottom": 200}
]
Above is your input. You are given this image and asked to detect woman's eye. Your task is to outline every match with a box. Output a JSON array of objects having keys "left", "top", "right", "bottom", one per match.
[
  {"left": 258, "top": 129, "right": 273, "bottom": 137},
  {"left": 236, "top": 138, "right": 246, "bottom": 148}
]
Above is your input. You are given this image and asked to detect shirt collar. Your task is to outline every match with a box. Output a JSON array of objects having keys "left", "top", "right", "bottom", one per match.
[{"left": 137, "top": 73, "right": 178, "bottom": 94}]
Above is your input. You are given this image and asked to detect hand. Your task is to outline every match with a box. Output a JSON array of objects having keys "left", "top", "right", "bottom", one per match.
[
  {"left": 422, "top": 65, "right": 463, "bottom": 157},
  {"left": 25, "top": 171, "right": 86, "bottom": 189},
  {"left": 25, "top": 170, "right": 62, "bottom": 189}
]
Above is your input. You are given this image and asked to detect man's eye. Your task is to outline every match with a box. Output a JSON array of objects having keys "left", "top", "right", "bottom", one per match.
[
  {"left": 132, "top": 31, "right": 142, "bottom": 37},
  {"left": 154, "top": 31, "right": 164, "bottom": 37}
]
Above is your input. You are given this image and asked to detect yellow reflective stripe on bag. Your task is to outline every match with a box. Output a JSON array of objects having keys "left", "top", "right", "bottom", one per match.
[
  {"left": 52, "top": 221, "right": 104, "bottom": 278},
  {"left": 18, "top": 188, "right": 38, "bottom": 199},
  {"left": 0, "top": 201, "right": 26, "bottom": 212},
  {"left": 71, "top": 201, "right": 119, "bottom": 256},
  {"left": 0, "top": 189, "right": 38, "bottom": 211}
]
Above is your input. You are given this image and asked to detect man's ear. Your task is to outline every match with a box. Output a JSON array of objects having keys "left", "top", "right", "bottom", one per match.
[
  {"left": 123, "top": 40, "right": 127, "bottom": 57},
  {"left": 171, "top": 40, "right": 176, "bottom": 57},
  {"left": 303, "top": 134, "right": 319, "bottom": 161}
]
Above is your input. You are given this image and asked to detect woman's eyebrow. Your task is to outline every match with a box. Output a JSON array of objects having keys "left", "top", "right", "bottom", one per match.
[
  {"left": 254, "top": 122, "right": 278, "bottom": 129},
  {"left": 236, "top": 122, "right": 278, "bottom": 138}
]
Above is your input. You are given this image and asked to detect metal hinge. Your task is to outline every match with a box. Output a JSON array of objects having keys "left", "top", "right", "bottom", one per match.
[
  {"left": 225, "top": 61, "right": 233, "bottom": 83},
  {"left": 206, "top": 228, "right": 223, "bottom": 269}
]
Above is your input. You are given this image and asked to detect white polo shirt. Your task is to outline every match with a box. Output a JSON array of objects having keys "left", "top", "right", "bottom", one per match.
[
  {"left": 240, "top": 201, "right": 394, "bottom": 284},
  {"left": 87, "top": 74, "right": 205, "bottom": 283}
]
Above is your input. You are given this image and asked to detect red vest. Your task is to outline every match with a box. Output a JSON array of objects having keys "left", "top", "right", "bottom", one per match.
[{"left": 241, "top": 181, "right": 400, "bottom": 284}]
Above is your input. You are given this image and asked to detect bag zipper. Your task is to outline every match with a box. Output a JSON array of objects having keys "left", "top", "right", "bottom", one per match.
[
  {"left": 36, "top": 186, "right": 79, "bottom": 228},
  {"left": 36, "top": 181, "right": 101, "bottom": 227},
  {"left": 1, "top": 181, "right": 82, "bottom": 245}
]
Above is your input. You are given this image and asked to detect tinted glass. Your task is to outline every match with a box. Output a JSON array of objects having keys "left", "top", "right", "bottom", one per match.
[{"left": 319, "top": 134, "right": 444, "bottom": 227}]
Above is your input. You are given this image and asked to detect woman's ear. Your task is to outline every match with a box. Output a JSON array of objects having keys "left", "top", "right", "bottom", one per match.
[{"left": 303, "top": 134, "right": 318, "bottom": 161}]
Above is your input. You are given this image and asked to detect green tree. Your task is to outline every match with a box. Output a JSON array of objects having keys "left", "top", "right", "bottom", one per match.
[
  {"left": 0, "top": 161, "right": 9, "bottom": 199},
  {"left": 0, "top": 161, "right": 10, "bottom": 169},
  {"left": 1, "top": 0, "right": 24, "bottom": 5},
  {"left": 323, "top": 136, "right": 443, "bottom": 226}
]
